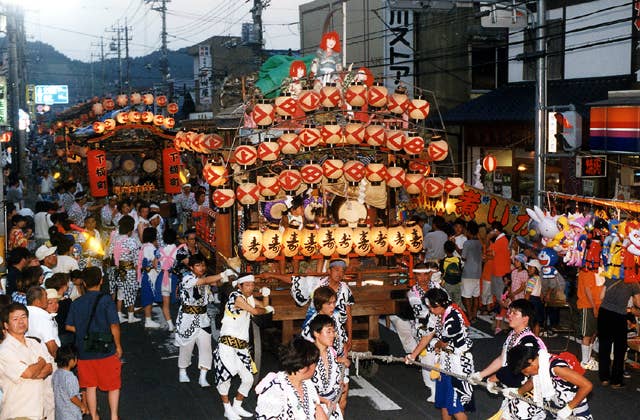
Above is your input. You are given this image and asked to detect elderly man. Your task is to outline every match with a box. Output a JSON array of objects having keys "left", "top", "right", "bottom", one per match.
[
  {"left": 36, "top": 243, "right": 58, "bottom": 281},
  {"left": 173, "top": 183, "right": 195, "bottom": 233},
  {"left": 0, "top": 303, "right": 55, "bottom": 420},
  {"left": 26, "top": 286, "right": 60, "bottom": 357}
]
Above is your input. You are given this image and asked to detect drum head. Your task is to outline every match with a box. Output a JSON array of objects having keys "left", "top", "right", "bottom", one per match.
[
  {"left": 142, "top": 159, "right": 158, "bottom": 173},
  {"left": 338, "top": 200, "right": 367, "bottom": 224}
]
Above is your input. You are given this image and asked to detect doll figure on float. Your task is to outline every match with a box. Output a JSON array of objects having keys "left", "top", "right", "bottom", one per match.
[
  {"left": 311, "top": 31, "right": 343, "bottom": 87},
  {"left": 286, "top": 60, "right": 308, "bottom": 99}
]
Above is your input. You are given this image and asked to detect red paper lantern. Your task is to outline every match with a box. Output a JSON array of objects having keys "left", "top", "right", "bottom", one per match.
[
  {"left": 298, "top": 125, "right": 322, "bottom": 149},
  {"left": 404, "top": 132, "right": 424, "bottom": 155},
  {"left": 278, "top": 169, "right": 302, "bottom": 193},
  {"left": 258, "top": 176, "right": 280, "bottom": 197},
  {"left": 424, "top": 177, "right": 445, "bottom": 198},
  {"left": 404, "top": 173, "right": 425, "bottom": 195},
  {"left": 301, "top": 163, "right": 323, "bottom": 186},
  {"left": 385, "top": 165, "right": 406, "bottom": 188},
  {"left": 253, "top": 100, "right": 275, "bottom": 126},
  {"left": 444, "top": 177, "right": 465, "bottom": 196},
  {"left": 367, "top": 82, "right": 388, "bottom": 108},
  {"left": 212, "top": 188, "right": 235, "bottom": 208},
  {"left": 409, "top": 160, "right": 431, "bottom": 176},
  {"left": 87, "top": 149, "right": 108, "bottom": 198},
  {"left": 128, "top": 111, "right": 141, "bottom": 124},
  {"left": 162, "top": 147, "right": 182, "bottom": 194},
  {"left": 427, "top": 139, "right": 449, "bottom": 162},
  {"left": 344, "top": 123, "right": 365, "bottom": 145},
  {"left": 115, "top": 112, "right": 129, "bottom": 125},
  {"left": 366, "top": 163, "right": 387, "bottom": 185},
  {"left": 130, "top": 92, "right": 142, "bottom": 105},
  {"left": 203, "top": 163, "right": 228, "bottom": 187},
  {"left": 167, "top": 102, "right": 179, "bottom": 114},
  {"left": 153, "top": 114, "right": 165, "bottom": 127},
  {"left": 156, "top": 95, "right": 168, "bottom": 107},
  {"left": 143, "top": 93, "right": 154, "bottom": 105},
  {"left": 190, "top": 133, "right": 204, "bottom": 153},
  {"left": 385, "top": 127, "right": 406, "bottom": 152},
  {"left": 258, "top": 141, "right": 280, "bottom": 161},
  {"left": 365, "top": 124, "right": 386, "bottom": 147},
  {"left": 201, "top": 133, "right": 224, "bottom": 152},
  {"left": 92, "top": 102, "right": 104, "bottom": 116},
  {"left": 298, "top": 89, "right": 320, "bottom": 113},
  {"left": 236, "top": 183, "right": 260, "bottom": 205},
  {"left": 408, "top": 97, "right": 430, "bottom": 120},
  {"left": 274, "top": 93, "right": 297, "bottom": 119},
  {"left": 103, "top": 119, "right": 116, "bottom": 131},
  {"left": 343, "top": 160, "right": 365, "bottom": 184},
  {"left": 319, "top": 83, "right": 341, "bottom": 108},
  {"left": 93, "top": 121, "right": 105, "bottom": 134},
  {"left": 387, "top": 91, "right": 409, "bottom": 114},
  {"left": 483, "top": 155, "right": 497, "bottom": 172},
  {"left": 233, "top": 145, "right": 258, "bottom": 167},
  {"left": 320, "top": 122, "right": 342, "bottom": 146},
  {"left": 345, "top": 82, "right": 367, "bottom": 109},
  {"left": 278, "top": 131, "right": 301, "bottom": 155},
  {"left": 141, "top": 111, "right": 154, "bottom": 123},
  {"left": 103, "top": 98, "right": 115, "bottom": 111},
  {"left": 163, "top": 117, "right": 175, "bottom": 130},
  {"left": 322, "top": 159, "right": 344, "bottom": 183}
]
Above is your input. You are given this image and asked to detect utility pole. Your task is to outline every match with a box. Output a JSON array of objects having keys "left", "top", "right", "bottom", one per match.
[
  {"left": 107, "top": 24, "right": 123, "bottom": 92},
  {"left": 533, "top": 0, "right": 546, "bottom": 208},
  {"left": 146, "top": 0, "right": 170, "bottom": 89},
  {"left": 124, "top": 18, "right": 132, "bottom": 93},
  {"left": 7, "top": 5, "right": 22, "bottom": 175},
  {"left": 91, "top": 36, "right": 107, "bottom": 95},
  {"left": 251, "top": 0, "right": 269, "bottom": 65}
]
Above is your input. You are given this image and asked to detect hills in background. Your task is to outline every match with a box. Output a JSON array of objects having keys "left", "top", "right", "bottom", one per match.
[{"left": 25, "top": 41, "right": 195, "bottom": 104}]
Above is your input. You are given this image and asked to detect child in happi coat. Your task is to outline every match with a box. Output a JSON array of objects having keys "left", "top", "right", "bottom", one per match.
[{"left": 137, "top": 227, "right": 161, "bottom": 329}]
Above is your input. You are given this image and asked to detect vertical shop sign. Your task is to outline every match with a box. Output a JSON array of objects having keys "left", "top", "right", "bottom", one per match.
[
  {"left": 384, "top": 8, "right": 414, "bottom": 87},
  {"left": 198, "top": 45, "right": 213, "bottom": 105},
  {"left": 163, "top": 147, "right": 182, "bottom": 194},
  {"left": 0, "top": 76, "right": 7, "bottom": 125},
  {"left": 634, "top": 1, "right": 640, "bottom": 83},
  {"left": 87, "top": 149, "right": 108, "bottom": 198}
]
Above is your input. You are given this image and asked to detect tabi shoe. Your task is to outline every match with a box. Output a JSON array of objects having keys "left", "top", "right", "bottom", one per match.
[
  {"left": 118, "top": 313, "right": 127, "bottom": 324},
  {"left": 145, "top": 318, "right": 161, "bottom": 329},
  {"left": 223, "top": 404, "right": 241, "bottom": 420},
  {"left": 178, "top": 369, "right": 190, "bottom": 383},
  {"left": 166, "top": 320, "right": 175, "bottom": 332},
  {"left": 232, "top": 400, "right": 253, "bottom": 418},
  {"left": 127, "top": 313, "right": 141, "bottom": 324},
  {"left": 580, "top": 358, "right": 599, "bottom": 371},
  {"left": 198, "top": 370, "right": 210, "bottom": 388}
]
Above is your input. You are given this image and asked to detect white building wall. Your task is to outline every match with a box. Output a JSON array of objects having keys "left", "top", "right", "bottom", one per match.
[
  {"left": 509, "top": 0, "right": 631, "bottom": 82},
  {"left": 564, "top": 0, "right": 630, "bottom": 78}
]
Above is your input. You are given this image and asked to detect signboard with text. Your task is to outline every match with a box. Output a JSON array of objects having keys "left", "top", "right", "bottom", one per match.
[
  {"left": 0, "top": 76, "right": 6, "bottom": 125},
  {"left": 384, "top": 8, "right": 414, "bottom": 88},
  {"left": 576, "top": 155, "right": 606, "bottom": 178},
  {"left": 35, "top": 85, "right": 69, "bottom": 105}
]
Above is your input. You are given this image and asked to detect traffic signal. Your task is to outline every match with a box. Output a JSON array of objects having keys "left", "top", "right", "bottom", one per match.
[{"left": 548, "top": 111, "right": 582, "bottom": 152}]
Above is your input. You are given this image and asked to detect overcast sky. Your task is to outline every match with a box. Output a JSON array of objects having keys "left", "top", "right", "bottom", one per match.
[{"left": 24, "top": 0, "right": 308, "bottom": 62}]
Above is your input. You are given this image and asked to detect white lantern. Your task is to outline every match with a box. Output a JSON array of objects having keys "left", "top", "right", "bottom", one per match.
[
  {"left": 366, "top": 163, "right": 387, "bottom": 186},
  {"left": 404, "top": 221, "right": 424, "bottom": 253},
  {"left": 352, "top": 222, "right": 371, "bottom": 256},
  {"left": 236, "top": 183, "right": 260, "bottom": 206},
  {"left": 241, "top": 226, "right": 263, "bottom": 261},
  {"left": 387, "top": 224, "right": 406, "bottom": 254},
  {"left": 282, "top": 221, "right": 301, "bottom": 258},
  {"left": 404, "top": 173, "right": 425, "bottom": 196},
  {"left": 334, "top": 221, "right": 353, "bottom": 256},
  {"left": 427, "top": 138, "right": 449, "bottom": 162},
  {"left": 445, "top": 177, "right": 465, "bottom": 196},
  {"left": 262, "top": 223, "right": 283, "bottom": 259},
  {"left": 322, "top": 159, "right": 344, "bottom": 183},
  {"left": 424, "top": 177, "right": 445, "bottom": 199},
  {"left": 300, "top": 223, "right": 319, "bottom": 257},
  {"left": 385, "top": 165, "right": 406, "bottom": 189},
  {"left": 385, "top": 127, "right": 406, "bottom": 152},
  {"left": 278, "top": 131, "right": 301, "bottom": 155},
  {"left": 259, "top": 176, "right": 280, "bottom": 198},
  {"left": 212, "top": 188, "right": 235, "bottom": 209},
  {"left": 317, "top": 222, "right": 337, "bottom": 257},
  {"left": 370, "top": 222, "right": 388, "bottom": 255},
  {"left": 258, "top": 141, "right": 280, "bottom": 162}
]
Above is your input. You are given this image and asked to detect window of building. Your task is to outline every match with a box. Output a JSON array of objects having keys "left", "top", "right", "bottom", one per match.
[
  {"left": 523, "top": 19, "right": 564, "bottom": 81},
  {"left": 471, "top": 44, "right": 508, "bottom": 90}
]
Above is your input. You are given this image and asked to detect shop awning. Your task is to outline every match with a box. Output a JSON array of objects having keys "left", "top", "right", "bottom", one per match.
[{"left": 442, "top": 75, "right": 634, "bottom": 123}]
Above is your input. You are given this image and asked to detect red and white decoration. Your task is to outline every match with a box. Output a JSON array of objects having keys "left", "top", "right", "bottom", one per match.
[
  {"left": 278, "top": 169, "right": 303, "bottom": 192},
  {"left": 301, "top": 163, "right": 323, "bottom": 186},
  {"left": 322, "top": 159, "right": 344, "bottom": 182},
  {"left": 212, "top": 188, "right": 235, "bottom": 208},
  {"left": 258, "top": 141, "right": 280, "bottom": 161},
  {"left": 233, "top": 145, "right": 258, "bottom": 167},
  {"left": 343, "top": 160, "right": 365, "bottom": 184},
  {"left": 236, "top": 183, "right": 260, "bottom": 205}
]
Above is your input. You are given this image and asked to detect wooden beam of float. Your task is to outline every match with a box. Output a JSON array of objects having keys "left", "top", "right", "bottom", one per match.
[{"left": 86, "top": 124, "right": 176, "bottom": 143}]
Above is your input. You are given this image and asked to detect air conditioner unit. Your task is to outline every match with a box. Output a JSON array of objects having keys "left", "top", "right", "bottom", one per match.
[{"left": 480, "top": 3, "right": 527, "bottom": 29}]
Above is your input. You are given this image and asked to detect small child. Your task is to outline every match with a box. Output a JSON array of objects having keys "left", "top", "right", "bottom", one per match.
[
  {"left": 524, "top": 260, "right": 544, "bottom": 337},
  {"left": 494, "top": 274, "right": 511, "bottom": 335},
  {"left": 52, "top": 344, "right": 88, "bottom": 420}
]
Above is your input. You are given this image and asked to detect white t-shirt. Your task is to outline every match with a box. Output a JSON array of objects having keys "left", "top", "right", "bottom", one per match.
[
  {"left": 26, "top": 305, "right": 60, "bottom": 346},
  {"left": 34, "top": 212, "right": 53, "bottom": 240},
  {"left": 53, "top": 255, "right": 80, "bottom": 274}
]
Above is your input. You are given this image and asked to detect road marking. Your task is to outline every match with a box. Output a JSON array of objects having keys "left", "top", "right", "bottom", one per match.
[{"left": 349, "top": 376, "right": 402, "bottom": 411}]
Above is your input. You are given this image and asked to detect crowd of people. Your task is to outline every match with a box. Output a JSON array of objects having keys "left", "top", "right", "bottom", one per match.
[{"left": 0, "top": 170, "right": 636, "bottom": 420}]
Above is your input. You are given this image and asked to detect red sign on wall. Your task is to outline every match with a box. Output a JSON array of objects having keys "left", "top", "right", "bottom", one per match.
[
  {"left": 87, "top": 149, "right": 108, "bottom": 198},
  {"left": 163, "top": 147, "right": 182, "bottom": 194}
]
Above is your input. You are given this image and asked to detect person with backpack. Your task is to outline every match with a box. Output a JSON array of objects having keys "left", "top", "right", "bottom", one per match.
[
  {"left": 440, "top": 240, "right": 463, "bottom": 307},
  {"left": 137, "top": 227, "right": 161, "bottom": 329},
  {"left": 506, "top": 344, "right": 593, "bottom": 419},
  {"left": 469, "top": 299, "right": 546, "bottom": 419},
  {"left": 155, "top": 228, "right": 187, "bottom": 331}
]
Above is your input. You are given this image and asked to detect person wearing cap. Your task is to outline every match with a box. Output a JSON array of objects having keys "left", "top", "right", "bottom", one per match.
[
  {"left": 213, "top": 272, "right": 272, "bottom": 419},
  {"left": 36, "top": 244, "right": 59, "bottom": 282},
  {"left": 106, "top": 215, "right": 141, "bottom": 324},
  {"left": 510, "top": 253, "right": 529, "bottom": 302},
  {"left": 524, "top": 259, "right": 545, "bottom": 336},
  {"left": 469, "top": 299, "right": 546, "bottom": 420},
  {"left": 175, "top": 255, "right": 235, "bottom": 388},
  {"left": 174, "top": 183, "right": 195, "bottom": 233},
  {"left": 100, "top": 195, "right": 119, "bottom": 232},
  {"left": 26, "top": 286, "right": 60, "bottom": 357},
  {"left": 398, "top": 261, "right": 442, "bottom": 403}
]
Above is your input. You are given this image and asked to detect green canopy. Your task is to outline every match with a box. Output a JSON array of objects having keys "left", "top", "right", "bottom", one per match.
[{"left": 255, "top": 54, "right": 316, "bottom": 98}]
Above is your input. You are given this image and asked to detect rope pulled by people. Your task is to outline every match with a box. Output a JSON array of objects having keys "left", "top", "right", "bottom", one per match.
[{"left": 348, "top": 351, "right": 581, "bottom": 420}]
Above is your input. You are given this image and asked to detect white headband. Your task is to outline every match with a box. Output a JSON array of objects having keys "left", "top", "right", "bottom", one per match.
[
  {"left": 150, "top": 214, "right": 162, "bottom": 221},
  {"left": 233, "top": 274, "right": 255, "bottom": 287}
]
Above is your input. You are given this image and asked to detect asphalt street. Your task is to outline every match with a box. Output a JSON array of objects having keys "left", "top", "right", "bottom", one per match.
[{"left": 94, "top": 307, "right": 640, "bottom": 419}]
